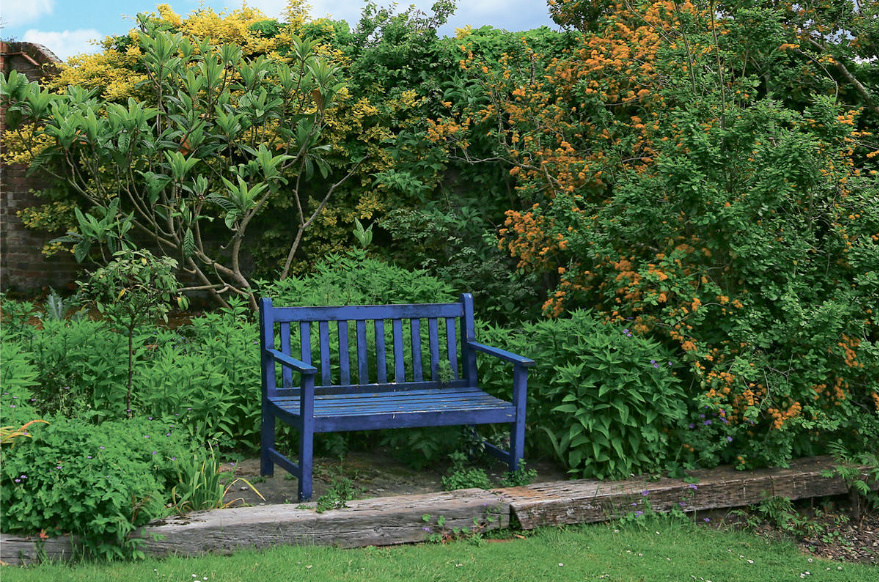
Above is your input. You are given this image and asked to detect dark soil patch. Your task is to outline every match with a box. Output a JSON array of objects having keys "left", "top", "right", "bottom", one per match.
[
  {"left": 714, "top": 497, "right": 878, "bottom": 566},
  {"left": 220, "top": 451, "right": 567, "bottom": 506}
]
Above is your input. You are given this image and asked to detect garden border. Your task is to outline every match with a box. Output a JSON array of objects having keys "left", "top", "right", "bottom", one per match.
[{"left": 2, "top": 456, "right": 874, "bottom": 566}]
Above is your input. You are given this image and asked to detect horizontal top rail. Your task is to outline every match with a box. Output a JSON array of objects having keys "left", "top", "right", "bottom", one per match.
[{"left": 265, "top": 302, "right": 464, "bottom": 322}]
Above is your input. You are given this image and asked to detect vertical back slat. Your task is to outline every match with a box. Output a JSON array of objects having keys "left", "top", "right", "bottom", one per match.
[
  {"left": 446, "top": 317, "right": 458, "bottom": 379},
  {"left": 319, "top": 321, "right": 331, "bottom": 386},
  {"left": 392, "top": 319, "right": 405, "bottom": 383},
  {"left": 375, "top": 320, "right": 387, "bottom": 383},
  {"left": 356, "top": 320, "right": 368, "bottom": 384},
  {"left": 428, "top": 318, "right": 440, "bottom": 380},
  {"left": 280, "top": 322, "right": 292, "bottom": 388},
  {"left": 300, "top": 321, "right": 312, "bottom": 365},
  {"left": 410, "top": 319, "right": 423, "bottom": 382},
  {"left": 338, "top": 321, "right": 351, "bottom": 385}
]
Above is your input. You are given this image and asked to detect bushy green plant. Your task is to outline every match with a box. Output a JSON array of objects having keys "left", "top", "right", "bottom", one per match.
[
  {"left": 19, "top": 318, "right": 130, "bottom": 419},
  {"left": 478, "top": 310, "right": 685, "bottom": 479},
  {"left": 78, "top": 249, "right": 181, "bottom": 416},
  {"left": 441, "top": 452, "right": 493, "bottom": 491},
  {"left": 177, "top": 299, "right": 261, "bottom": 450},
  {"left": 0, "top": 416, "right": 194, "bottom": 559},
  {"left": 0, "top": 294, "right": 38, "bottom": 340},
  {"left": 257, "top": 249, "right": 455, "bottom": 307}
]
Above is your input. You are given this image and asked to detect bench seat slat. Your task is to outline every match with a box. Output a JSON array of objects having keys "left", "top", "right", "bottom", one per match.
[{"left": 268, "top": 388, "right": 515, "bottom": 432}]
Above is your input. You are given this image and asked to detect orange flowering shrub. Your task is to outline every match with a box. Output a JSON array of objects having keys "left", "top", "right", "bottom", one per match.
[{"left": 436, "top": 0, "right": 879, "bottom": 468}]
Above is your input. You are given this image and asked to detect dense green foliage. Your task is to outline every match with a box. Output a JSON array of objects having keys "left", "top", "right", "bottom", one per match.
[
  {"left": 479, "top": 311, "right": 685, "bottom": 478},
  {"left": 0, "top": 416, "right": 196, "bottom": 559}
]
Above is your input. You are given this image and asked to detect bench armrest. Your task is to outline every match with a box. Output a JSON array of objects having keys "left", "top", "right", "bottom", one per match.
[
  {"left": 467, "top": 342, "right": 535, "bottom": 367},
  {"left": 266, "top": 348, "right": 318, "bottom": 375}
]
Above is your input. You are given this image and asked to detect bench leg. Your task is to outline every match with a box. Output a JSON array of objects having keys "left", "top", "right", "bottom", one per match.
[
  {"left": 298, "top": 427, "right": 314, "bottom": 501},
  {"left": 509, "top": 417, "right": 525, "bottom": 473},
  {"left": 260, "top": 410, "right": 275, "bottom": 477}
]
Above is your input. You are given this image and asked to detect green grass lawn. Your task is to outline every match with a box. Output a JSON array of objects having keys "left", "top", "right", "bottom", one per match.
[{"left": 4, "top": 517, "right": 877, "bottom": 582}]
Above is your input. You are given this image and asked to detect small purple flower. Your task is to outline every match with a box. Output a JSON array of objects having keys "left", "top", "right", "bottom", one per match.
[
  {"left": 641, "top": 490, "right": 649, "bottom": 497},
  {"left": 422, "top": 527, "right": 431, "bottom": 532},
  {"left": 12, "top": 396, "right": 17, "bottom": 399},
  {"left": 727, "top": 436, "right": 733, "bottom": 442},
  {"left": 704, "top": 420, "right": 712, "bottom": 426},
  {"left": 56, "top": 465, "right": 62, "bottom": 469},
  {"left": 668, "top": 361, "right": 673, "bottom": 366},
  {"left": 166, "top": 433, "right": 171, "bottom": 437},
  {"left": 635, "top": 511, "right": 644, "bottom": 516},
  {"left": 650, "top": 360, "right": 656, "bottom": 365},
  {"left": 653, "top": 363, "right": 659, "bottom": 368},
  {"left": 20, "top": 475, "right": 26, "bottom": 479},
  {"left": 9, "top": 405, "right": 15, "bottom": 408},
  {"left": 144, "top": 435, "right": 150, "bottom": 439},
  {"left": 14, "top": 479, "right": 21, "bottom": 483},
  {"left": 703, "top": 518, "right": 711, "bottom": 523},
  {"left": 688, "top": 484, "right": 698, "bottom": 490},
  {"left": 87, "top": 456, "right": 93, "bottom": 459},
  {"left": 699, "top": 414, "right": 705, "bottom": 419},
  {"left": 721, "top": 418, "right": 729, "bottom": 424},
  {"left": 688, "top": 424, "right": 695, "bottom": 429},
  {"left": 678, "top": 502, "right": 686, "bottom": 507},
  {"left": 148, "top": 417, "right": 153, "bottom": 421},
  {"left": 152, "top": 451, "right": 157, "bottom": 455},
  {"left": 171, "top": 457, "right": 177, "bottom": 461}
]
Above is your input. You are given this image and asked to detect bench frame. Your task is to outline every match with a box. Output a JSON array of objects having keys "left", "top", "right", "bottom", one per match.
[{"left": 259, "top": 293, "right": 534, "bottom": 501}]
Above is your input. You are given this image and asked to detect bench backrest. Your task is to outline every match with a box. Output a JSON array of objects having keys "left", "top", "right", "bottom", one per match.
[{"left": 259, "top": 293, "right": 478, "bottom": 393}]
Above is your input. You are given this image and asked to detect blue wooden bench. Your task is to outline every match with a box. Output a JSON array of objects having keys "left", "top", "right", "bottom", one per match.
[{"left": 258, "top": 293, "right": 534, "bottom": 501}]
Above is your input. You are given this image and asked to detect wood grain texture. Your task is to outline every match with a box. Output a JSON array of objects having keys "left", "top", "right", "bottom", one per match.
[
  {"left": 3, "top": 457, "right": 874, "bottom": 565},
  {"left": 140, "top": 488, "right": 509, "bottom": 556},
  {"left": 499, "top": 456, "right": 876, "bottom": 529},
  {"left": 0, "top": 534, "right": 76, "bottom": 566}
]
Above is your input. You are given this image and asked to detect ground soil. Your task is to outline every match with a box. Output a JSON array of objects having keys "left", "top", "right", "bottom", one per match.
[
  {"left": 219, "top": 451, "right": 567, "bottom": 506},
  {"left": 718, "top": 498, "right": 879, "bottom": 566},
  {"left": 219, "top": 451, "right": 877, "bottom": 566}
]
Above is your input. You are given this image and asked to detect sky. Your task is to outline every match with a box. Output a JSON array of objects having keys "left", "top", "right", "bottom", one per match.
[{"left": 1, "top": 0, "right": 558, "bottom": 61}]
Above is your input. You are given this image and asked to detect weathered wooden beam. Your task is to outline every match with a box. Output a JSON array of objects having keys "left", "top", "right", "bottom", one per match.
[
  {"left": 0, "top": 535, "right": 76, "bottom": 566},
  {"left": 141, "top": 487, "right": 509, "bottom": 557},
  {"left": 498, "top": 456, "right": 876, "bottom": 530},
  {"left": 2, "top": 456, "right": 873, "bottom": 565}
]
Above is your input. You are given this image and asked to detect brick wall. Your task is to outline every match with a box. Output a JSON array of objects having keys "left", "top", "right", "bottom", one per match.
[{"left": 1, "top": 41, "right": 81, "bottom": 293}]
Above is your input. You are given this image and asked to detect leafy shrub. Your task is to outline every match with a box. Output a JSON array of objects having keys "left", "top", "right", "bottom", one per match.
[
  {"left": 478, "top": 311, "right": 685, "bottom": 479},
  {"left": 0, "top": 416, "right": 195, "bottom": 559},
  {"left": 16, "top": 318, "right": 130, "bottom": 419},
  {"left": 441, "top": 452, "right": 493, "bottom": 491},
  {"left": 257, "top": 249, "right": 455, "bottom": 307},
  {"left": 0, "top": 294, "right": 37, "bottom": 340},
  {"left": 78, "top": 249, "right": 181, "bottom": 416}
]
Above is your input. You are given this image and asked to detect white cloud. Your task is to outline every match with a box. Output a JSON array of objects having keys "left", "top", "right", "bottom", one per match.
[
  {"left": 22, "top": 29, "right": 103, "bottom": 61},
  {"left": 1, "top": 0, "right": 54, "bottom": 28}
]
